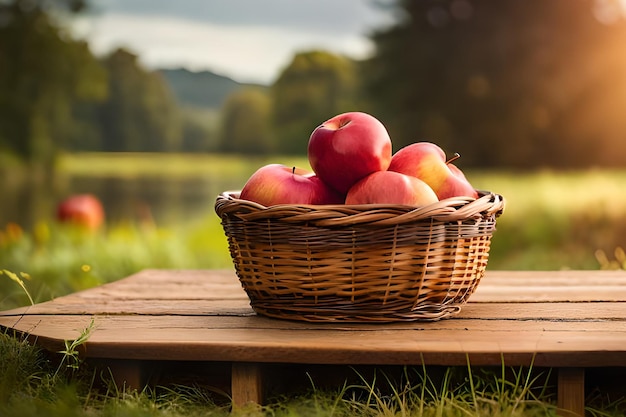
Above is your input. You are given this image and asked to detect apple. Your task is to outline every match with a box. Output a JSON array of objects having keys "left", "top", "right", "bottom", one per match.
[
  {"left": 307, "top": 111, "right": 392, "bottom": 194},
  {"left": 239, "top": 164, "right": 344, "bottom": 206},
  {"left": 388, "top": 142, "right": 479, "bottom": 200},
  {"left": 345, "top": 170, "right": 439, "bottom": 206},
  {"left": 57, "top": 194, "right": 105, "bottom": 230}
]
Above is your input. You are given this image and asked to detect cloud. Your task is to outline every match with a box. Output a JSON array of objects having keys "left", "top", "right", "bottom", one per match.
[
  {"left": 75, "top": 11, "right": 381, "bottom": 84},
  {"left": 90, "top": 0, "right": 396, "bottom": 35}
]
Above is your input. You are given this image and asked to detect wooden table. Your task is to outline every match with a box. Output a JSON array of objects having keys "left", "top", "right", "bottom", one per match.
[{"left": 1, "top": 269, "right": 626, "bottom": 416}]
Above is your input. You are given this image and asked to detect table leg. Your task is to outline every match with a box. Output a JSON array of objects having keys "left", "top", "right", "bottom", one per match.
[
  {"left": 231, "top": 362, "right": 264, "bottom": 407},
  {"left": 102, "top": 359, "right": 144, "bottom": 391},
  {"left": 557, "top": 367, "right": 585, "bottom": 417}
]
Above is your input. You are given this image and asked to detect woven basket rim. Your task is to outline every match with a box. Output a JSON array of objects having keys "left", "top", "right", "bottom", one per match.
[{"left": 215, "top": 190, "right": 504, "bottom": 226}]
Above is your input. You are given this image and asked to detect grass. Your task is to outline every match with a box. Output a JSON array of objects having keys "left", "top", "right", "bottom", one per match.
[
  {"left": 56, "top": 152, "right": 310, "bottom": 179},
  {"left": 0, "top": 219, "right": 232, "bottom": 309},
  {"left": 469, "top": 168, "right": 626, "bottom": 270}
]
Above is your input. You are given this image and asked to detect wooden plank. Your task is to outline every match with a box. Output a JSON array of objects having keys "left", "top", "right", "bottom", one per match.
[
  {"left": 2, "top": 313, "right": 626, "bottom": 367},
  {"left": 0, "top": 299, "right": 254, "bottom": 316},
  {"left": 482, "top": 269, "right": 626, "bottom": 285},
  {"left": 5, "top": 288, "right": 625, "bottom": 317},
  {"left": 55, "top": 269, "right": 626, "bottom": 303},
  {"left": 58, "top": 269, "right": 243, "bottom": 300},
  {"left": 2, "top": 270, "right": 626, "bottom": 380},
  {"left": 473, "top": 270, "right": 626, "bottom": 302},
  {"left": 3, "top": 300, "right": 625, "bottom": 321},
  {"left": 4, "top": 269, "right": 626, "bottom": 319},
  {"left": 471, "top": 285, "right": 626, "bottom": 302},
  {"left": 74, "top": 268, "right": 328, "bottom": 301},
  {"left": 231, "top": 363, "right": 263, "bottom": 407},
  {"left": 3, "top": 299, "right": 626, "bottom": 328},
  {"left": 4, "top": 304, "right": 626, "bottom": 330},
  {"left": 557, "top": 368, "right": 585, "bottom": 417},
  {"left": 118, "top": 269, "right": 626, "bottom": 288}
]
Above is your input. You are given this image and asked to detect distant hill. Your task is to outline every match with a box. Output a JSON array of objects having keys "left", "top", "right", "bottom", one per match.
[{"left": 159, "top": 68, "right": 266, "bottom": 109}]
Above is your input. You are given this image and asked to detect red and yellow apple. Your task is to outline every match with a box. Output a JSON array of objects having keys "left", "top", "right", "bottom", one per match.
[
  {"left": 57, "top": 194, "right": 105, "bottom": 231},
  {"left": 345, "top": 170, "right": 439, "bottom": 206},
  {"left": 307, "top": 111, "right": 392, "bottom": 194},
  {"left": 239, "top": 164, "right": 344, "bottom": 206},
  {"left": 388, "top": 142, "right": 478, "bottom": 200}
]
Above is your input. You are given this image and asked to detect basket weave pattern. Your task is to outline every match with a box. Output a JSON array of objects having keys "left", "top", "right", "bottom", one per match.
[{"left": 215, "top": 191, "right": 504, "bottom": 322}]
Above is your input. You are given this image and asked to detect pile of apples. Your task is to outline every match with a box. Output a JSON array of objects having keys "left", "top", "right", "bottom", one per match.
[{"left": 239, "top": 111, "right": 478, "bottom": 207}]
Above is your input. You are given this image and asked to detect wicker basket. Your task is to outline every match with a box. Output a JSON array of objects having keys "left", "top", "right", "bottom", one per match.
[{"left": 215, "top": 191, "right": 504, "bottom": 323}]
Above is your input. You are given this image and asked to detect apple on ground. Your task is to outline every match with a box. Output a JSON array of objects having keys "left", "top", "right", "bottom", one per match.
[
  {"left": 345, "top": 170, "right": 439, "bottom": 206},
  {"left": 57, "top": 194, "right": 105, "bottom": 231},
  {"left": 308, "top": 111, "right": 392, "bottom": 195},
  {"left": 388, "top": 142, "right": 479, "bottom": 200},
  {"left": 239, "top": 164, "right": 344, "bottom": 206}
]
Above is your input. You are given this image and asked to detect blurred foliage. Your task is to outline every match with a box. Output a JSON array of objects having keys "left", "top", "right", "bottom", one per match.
[
  {"left": 0, "top": 0, "right": 106, "bottom": 170},
  {"left": 220, "top": 87, "right": 274, "bottom": 154},
  {"left": 179, "top": 107, "right": 222, "bottom": 152},
  {"left": 97, "top": 49, "right": 183, "bottom": 152},
  {"left": 271, "top": 50, "right": 360, "bottom": 154},
  {"left": 0, "top": 1, "right": 204, "bottom": 164},
  {"left": 3, "top": 0, "right": 626, "bottom": 168},
  {"left": 364, "top": 0, "right": 626, "bottom": 168},
  {"left": 0, "top": 2, "right": 361, "bottom": 163}
]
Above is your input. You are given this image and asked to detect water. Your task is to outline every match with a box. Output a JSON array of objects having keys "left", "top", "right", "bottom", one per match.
[{"left": 1, "top": 173, "right": 243, "bottom": 230}]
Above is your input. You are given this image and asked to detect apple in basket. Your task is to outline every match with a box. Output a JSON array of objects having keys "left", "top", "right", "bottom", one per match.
[
  {"left": 345, "top": 170, "right": 439, "bottom": 206},
  {"left": 239, "top": 164, "right": 344, "bottom": 206},
  {"left": 308, "top": 111, "right": 392, "bottom": 195},
  {"left": 388, "top": 142, "right": 478, "bottom": 200}
]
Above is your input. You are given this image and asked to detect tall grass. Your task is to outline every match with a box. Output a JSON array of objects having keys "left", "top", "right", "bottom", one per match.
[
  {"left": 0, "top": 218, "right": 232, "bottom": 309},
  {"left": 469, "top": 168, "right": 626, "bottom": 270},
  {"left": 57, "top": 152, "right": 310, "bottom": 179}
]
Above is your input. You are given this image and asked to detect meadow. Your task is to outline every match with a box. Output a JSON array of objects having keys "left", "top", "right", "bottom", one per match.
[{"left": 2, "top": 153, "right": 626, "bottom": 416}]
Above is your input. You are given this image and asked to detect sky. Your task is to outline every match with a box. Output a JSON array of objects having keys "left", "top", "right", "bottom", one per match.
[{"left": 73, "top": 0, "right": 399, "bottom": 85}]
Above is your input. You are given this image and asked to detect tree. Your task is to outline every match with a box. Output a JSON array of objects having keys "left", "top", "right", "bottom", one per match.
[
  {"left": 364, "top": 0, "right": 626, "bottom": 168},
  {"left": 220, "top": 88, "right": 273, "bottom": 154},
  {"left": 271, "top": 50, "right": 359, "bottom": 155},
  {"left": 0, "top": 0, "right": 106, "bottom": 168},
  {"left": 98, "top": 49, "right": 182, "bottom": 152}
]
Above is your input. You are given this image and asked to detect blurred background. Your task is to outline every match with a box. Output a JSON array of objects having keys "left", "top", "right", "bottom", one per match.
[{"left": 1, "top": 0, "right": 626, "bottom": 307}]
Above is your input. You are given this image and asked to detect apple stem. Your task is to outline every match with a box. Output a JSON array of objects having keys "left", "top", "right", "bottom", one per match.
[
  {"left": 446, "top": 153, "right": 461, "bottom": 165},
  {"left": 292, "top": 166, "right": 296, "bottom": 175}
]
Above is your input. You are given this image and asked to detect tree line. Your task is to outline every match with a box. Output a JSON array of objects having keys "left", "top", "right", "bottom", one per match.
[{"left": 1, "top": 0, "right": 625, "bottom": 170}]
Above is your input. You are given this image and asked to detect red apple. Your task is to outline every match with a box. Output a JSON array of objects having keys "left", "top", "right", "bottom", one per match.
[
  {"left": 345, "top": 170, "right": 439, "bottom": 206},
  {"left": 388, "top": 142, "right": 479, "bottom": 200},
  {"left": 239, "top": 164, "right": 344, "bottom": 206},
  {"left": 307, "top": 111, "right": 392, "bottom": 194},
  {"left": 57, "top": 194, "right": 105, "bottom": 230}
]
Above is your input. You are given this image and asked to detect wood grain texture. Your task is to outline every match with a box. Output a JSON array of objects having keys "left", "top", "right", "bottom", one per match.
[
  {"left": 231, "top": 363, "right": 263, "bottom": 407},
  {"left": 1, "top": 269, "right": 626, "bottom": 368},
  {"left": 557, "top": 368, "right": 585, "bottom": 417}
]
